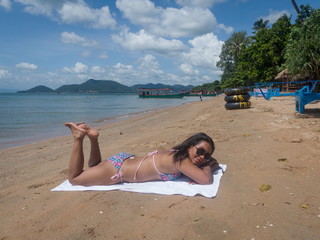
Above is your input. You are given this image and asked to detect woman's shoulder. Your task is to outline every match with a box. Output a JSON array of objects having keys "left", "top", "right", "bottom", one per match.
[{"left": 156, "top": 150, "right": 176, "bottom": 163}]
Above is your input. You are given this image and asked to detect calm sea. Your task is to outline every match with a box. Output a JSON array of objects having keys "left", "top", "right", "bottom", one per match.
[{"left": 0, "top": 93, "right": 200, "bottom": 149}]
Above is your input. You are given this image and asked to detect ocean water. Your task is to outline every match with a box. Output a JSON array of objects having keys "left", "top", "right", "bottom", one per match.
[{"left": 0, "top": 93, "right": 200, "bottom": 149}]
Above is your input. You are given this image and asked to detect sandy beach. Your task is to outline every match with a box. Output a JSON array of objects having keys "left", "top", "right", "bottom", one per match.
[{"left": 1, "top": 95, "right": 320, "bottom": 240}]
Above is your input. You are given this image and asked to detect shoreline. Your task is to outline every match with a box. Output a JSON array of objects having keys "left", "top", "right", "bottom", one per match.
[
  {"left": 0, "top": 97, "right": 201, "bottom": 151},
  {"left": 1, "top": 95, "right": 320, "bottom": 240}
]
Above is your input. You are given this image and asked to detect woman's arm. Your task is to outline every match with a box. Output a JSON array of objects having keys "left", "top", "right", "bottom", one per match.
[{"left": 177, "top": 158, "right": 219, "bottom": 185}]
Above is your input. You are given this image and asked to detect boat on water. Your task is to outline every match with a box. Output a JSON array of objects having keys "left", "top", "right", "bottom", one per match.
[{"left": 138, "top": 88, "right": 184, "bottom": 98}]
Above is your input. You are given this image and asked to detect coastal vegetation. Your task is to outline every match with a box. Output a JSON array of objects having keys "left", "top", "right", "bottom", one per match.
[
  {"left": 192, "top": 80, "right": 222, "bottom": 93},
  {"left": 216, "top": 4, "right": 320, "bottom": 88}
]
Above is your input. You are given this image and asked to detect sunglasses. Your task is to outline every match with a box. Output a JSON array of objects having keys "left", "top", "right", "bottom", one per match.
[{"left": 194, "top": 146, "right": 212, "bottom": 162}]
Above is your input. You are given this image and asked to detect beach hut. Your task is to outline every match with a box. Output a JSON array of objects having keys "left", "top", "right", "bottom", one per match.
[
  {"left": 275, "top": 69, "right": 293, "bottom": 92},
  {"left": 275, "top": 69, "right": 313, "bottom": 92}
]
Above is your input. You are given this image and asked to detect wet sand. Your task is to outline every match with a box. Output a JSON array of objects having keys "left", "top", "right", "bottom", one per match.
[{"left": 1, "top": 95, "right": 319, "bottom": 240}]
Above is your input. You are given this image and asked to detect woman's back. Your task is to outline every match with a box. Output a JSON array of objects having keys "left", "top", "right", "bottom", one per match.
[{"left": 121, "top": 150, "right": 180, "bottom": 182}]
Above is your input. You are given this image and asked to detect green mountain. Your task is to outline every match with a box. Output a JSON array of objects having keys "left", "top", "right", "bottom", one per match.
[
  {"left": 17, "top": 85, "right": 55, "bottom": 93},
  {"left": 55, "top": 79, "right": 134, "bottom": 93},
  {"left": 17, "top": 79, "right": 195, "bottom": 93}
]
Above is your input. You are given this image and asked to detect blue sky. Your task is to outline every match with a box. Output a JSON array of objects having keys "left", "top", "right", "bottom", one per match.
[{"left": 0, "top": 0, "right": 319, "bottom": 91}]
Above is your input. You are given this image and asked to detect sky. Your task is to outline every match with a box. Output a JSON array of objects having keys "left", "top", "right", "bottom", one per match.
[{"left": 0, "top": 0, "right": 319, "bottom": 91}]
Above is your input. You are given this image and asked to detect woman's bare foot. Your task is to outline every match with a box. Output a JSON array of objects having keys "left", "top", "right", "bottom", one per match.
[
  {"left": 64, "top": 122, "right": 87, "bottom": 139},
  {"left": 77, "top": 123, "right": 99, "bottom": 139}
]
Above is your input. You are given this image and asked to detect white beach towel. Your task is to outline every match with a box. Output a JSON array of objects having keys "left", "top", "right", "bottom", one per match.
[{"left": 51, "top": 164, "right": 227, "bottom": 198}]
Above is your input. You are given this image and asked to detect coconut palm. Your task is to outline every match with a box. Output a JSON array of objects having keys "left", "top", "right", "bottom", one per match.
[
  {"left": 252, "top": 19, "right": 269, "bottom": 33},
  {"left": 227, "top": 31, "right": 251, "bottom": 61},
  {"left": 217, "top": 31, "right": 251, "bottom": 86},
  {"left": 291, "top": 0, "right": 300, "bottom": 14},
  {"left": 217, "top": 31, "right": 250, "bottom": 69}
]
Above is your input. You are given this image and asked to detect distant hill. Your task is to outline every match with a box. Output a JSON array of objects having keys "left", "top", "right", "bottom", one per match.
[
  {"left": 17, "top": 85, "right": 55, "bottom": 93},
  {"left": 17, "top": 79, "right": 195, "bottom": 93},
  {"left": 55, "top": 79, "right": 134, "bottom": 93}
]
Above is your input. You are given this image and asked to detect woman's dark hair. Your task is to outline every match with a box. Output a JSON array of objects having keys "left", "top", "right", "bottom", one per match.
[{"left": 171, "top": 132, "right": 215, "bottom": 164}]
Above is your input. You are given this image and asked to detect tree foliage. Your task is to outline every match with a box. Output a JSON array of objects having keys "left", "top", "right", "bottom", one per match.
[
  {"left": 217, "top": 15, "right": 291, "bottom": 87},
  {"left": 222, "top": 15, "right": 292, "bottom": 87},
  {"left": 204, "top": 4, "right": 319, "bottom": 90},
  {"left": 193, "top": 80, "right": 222, "bottom": 93},
  {"left": 285, "top": 7, "right": 320, "bottom": 79},
  {"left": 252, "top": 19, "right": 269, "bottom": 33},
  {"left": 216, "top": 31, "right": 250, "bottom": 87},
  {"left": 295, "top": 5, "right": 313, "bottom": 24}
]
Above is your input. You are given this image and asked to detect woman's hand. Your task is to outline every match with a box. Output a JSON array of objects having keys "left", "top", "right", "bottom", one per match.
[
  {"left": 188, "top": 180, "right": 197, "bottom": 185},
  {"left": 199, "top": 157, "right": 219, "bottom": 171},
  {"left": 209, "top": 157, "right": 219, "bottom": 171}
]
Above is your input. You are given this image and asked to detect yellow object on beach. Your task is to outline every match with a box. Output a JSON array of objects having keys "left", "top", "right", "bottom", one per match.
[
  {"left": 259, "top": 184, "right": 272, "bottom": 192},
  {"left": 278, "top": 158, "right": 288, "bottom": 162}
]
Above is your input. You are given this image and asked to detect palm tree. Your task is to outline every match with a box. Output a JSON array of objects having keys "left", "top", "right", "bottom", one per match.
[
  {"left": 252, "top": 19, "right": 269, "bottom": 33},
  {"left": 217, "top": 31, "right": 250, "bottom": 72},
  {"left": 291, "top": 0, "right": 300, "bottom": 14},
  {"left": 227, "top": 31, "right": 251, "bottom": 61},
  {"left": 216, "top": 31, "right": 251, "bottom": 85}
]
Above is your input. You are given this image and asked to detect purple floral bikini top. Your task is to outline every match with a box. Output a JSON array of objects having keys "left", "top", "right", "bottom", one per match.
[{"left": 159, "top": 171, "right": 181, "bottom": 181}]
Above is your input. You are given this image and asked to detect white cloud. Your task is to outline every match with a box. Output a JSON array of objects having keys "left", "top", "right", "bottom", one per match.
[
  {"left": 60, "top": 31, "right": 98, "bottom": 47},
  {"left": 138, "top": 54, "right": 163, "bottom": 75},
  {"left": 61, "top": 31, "right": 85, "bottom": 44},
  {"left": 116, "top": 0, "right": 161, "bottom": 25},
  {"left": 104, "top": 56, "right": 168, "bottom": 85},
  {"left": 175, "top": 0, "right": 226, "bottom": 8},
  {"left": 217, "top": 23, "right": 233, "bottom": 34},
  {"left": 113, "top": 63, "right": 133, "bottom": 72},
  {"left": 182, "top": 33, "right": 223, "bottom": 69},
  {"left": 139, "top": 54, "right": 158, "bottom": 68},
  {"left": 0, "top": 0, "right": 12, "bottom": 11},
  {"left": 15, "top": 0, "right": 67, "bottom": 17},
  {"left": 116, "top": 0, "right": 228, "bottom": 38},
  {"left": 63, "top": 62, "right": 88, "bottom": 73},
  {"left": 91, "top": 66, "right": 105, "bottom": 74},
  {"left": 99, "top": 52, "right": 108, "bottom": 59},
  {"left": 73, "top": 62, "right": 88, "bottom": 73},
  {"left": 260, "top": 9, "right": 290, "bottom": 24},
  {"left": 58, "top": 1, "right": 116, "bottom": 29},
  {"left": 74, "top": 74, "right": 89, "bottom": 80},
  {"left": 16, "top": 62, "right": 38, "bottom": 70},
  {"left": 0, "top": 69, "right": 12, "bottom": 78},
  {"left": 155, "top": 7, "right": 217, "bottom": 38},
  {"left": 15, "top": 0, "right": 116, "bottom": 28},
  {"left": 112, "top": 29, "right": 186, "bottom": 54},
  {"left": 110, "top": 63, "right": 136, "bottom": 84},
  {"left": 179, "top": 63, "right": 199, "bottom": 75}
]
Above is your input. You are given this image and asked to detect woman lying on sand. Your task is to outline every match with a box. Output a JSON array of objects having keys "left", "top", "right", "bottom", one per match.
[{"left": 64, "top": 122, "right": 219, "bottom": 186}]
